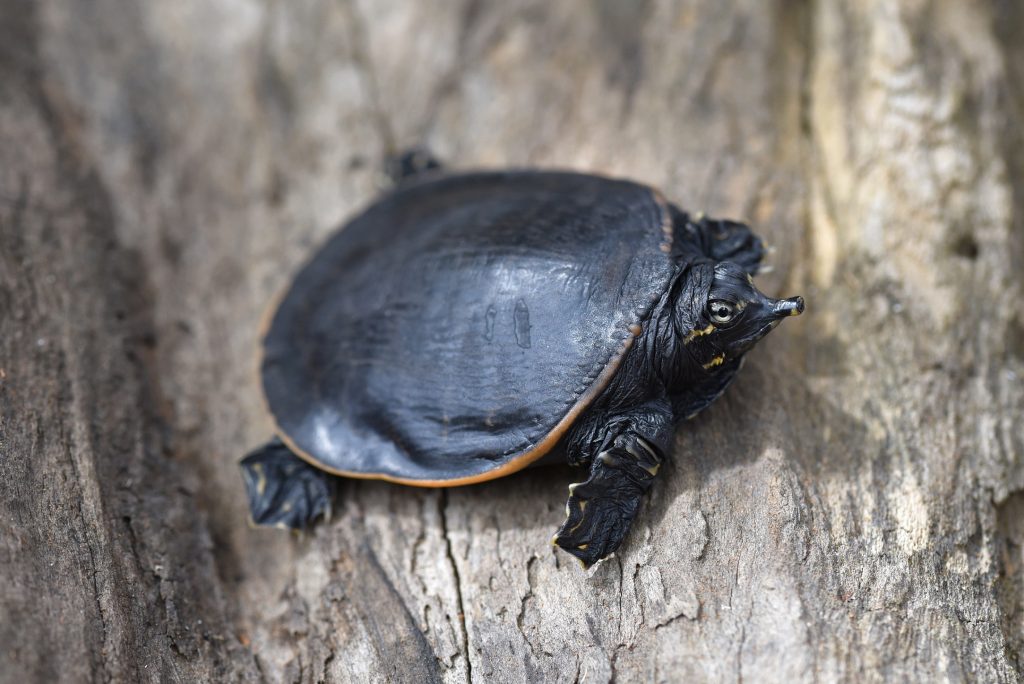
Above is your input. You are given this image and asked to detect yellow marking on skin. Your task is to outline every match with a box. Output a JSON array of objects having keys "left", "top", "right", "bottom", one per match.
[
  {"left": 252, "top": 463, "right": 267, "bottom": 497},
  {"left": 645, "top": 463, "right": 661, "bottom": 476},
  {"left": 636, "top": 440, "right": 657, "bottom": 458},
  {"left": 747, "top": 273, "right": 754, "bottom": 285},
  {"left": 684, "top": 324, "right": 716, "bottom": 344},
  {"left": 790, "top": 307, "right": 801, "bottom": 316},
  {"left": 577, "top": 544, "right": 589, "bottom": 550},
  {"left": 558, "top": 485, "right": 593, "bottom": 535},
  {"left": 703, "top": 355, "right": 725, "bottom": 369},
  {"left": 565, "top": 497, "right": 589, "bottom": 534}
]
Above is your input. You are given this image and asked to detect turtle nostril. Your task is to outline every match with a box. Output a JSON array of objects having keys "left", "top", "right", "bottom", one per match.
[{"left": 774, "top": 296, "right": 805, "bottom": 317}]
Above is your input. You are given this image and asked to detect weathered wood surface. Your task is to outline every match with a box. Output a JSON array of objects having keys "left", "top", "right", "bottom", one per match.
[{"left": 2, "top": 0, "right": 1023, "bottom": 681}]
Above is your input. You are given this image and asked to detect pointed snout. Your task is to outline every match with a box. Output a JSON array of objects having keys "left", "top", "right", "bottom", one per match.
[{"left": 772, "top": 296, "right": 805, "bottom": 319}]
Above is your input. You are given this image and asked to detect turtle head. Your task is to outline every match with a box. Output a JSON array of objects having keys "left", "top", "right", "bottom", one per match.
[{"left": 678, "top": 261, "right": 804, "bottom": 371}]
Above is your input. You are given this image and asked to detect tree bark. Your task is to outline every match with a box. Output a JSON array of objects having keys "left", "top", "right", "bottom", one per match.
[{"left": 2, "top": 0, "right": 1023, "bottom": 681}]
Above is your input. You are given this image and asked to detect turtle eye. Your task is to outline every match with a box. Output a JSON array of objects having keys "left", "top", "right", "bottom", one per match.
[{"left": 708, "top": 300, "right": 737, "bottom": 324}]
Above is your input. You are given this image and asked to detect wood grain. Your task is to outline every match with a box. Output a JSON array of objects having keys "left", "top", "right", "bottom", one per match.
[{"left": 2, "top": 0, "right": 1023, "bottom": 681}]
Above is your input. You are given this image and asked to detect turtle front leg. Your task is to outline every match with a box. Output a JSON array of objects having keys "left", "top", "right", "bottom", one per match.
[
  {"left": 671, "top": 205, "right": 766, "bottom": 275},
  {"left": 555, "top": 402, "right": 673, "bottom": 567},
  {"left": 240, "top": 438, "right": 335, "bottom": 528}
]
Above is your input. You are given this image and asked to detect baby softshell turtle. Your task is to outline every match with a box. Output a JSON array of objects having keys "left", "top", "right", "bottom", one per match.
[{"left": 242, "top": 154, "right": 803, "bottom": 567}]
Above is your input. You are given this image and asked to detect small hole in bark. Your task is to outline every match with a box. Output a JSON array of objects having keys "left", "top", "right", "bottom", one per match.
[{"left": 951, "top": 233, "right": 979, "bottom": 260}]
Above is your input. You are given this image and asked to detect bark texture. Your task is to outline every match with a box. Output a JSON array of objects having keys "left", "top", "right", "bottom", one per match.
[{"left": 2, "top": 0, "right": 1024, "bottom": 682}]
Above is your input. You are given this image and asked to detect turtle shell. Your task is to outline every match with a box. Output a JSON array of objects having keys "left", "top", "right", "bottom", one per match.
[{"left": 260, "top": 171, "right": 675, "bottom": 485}]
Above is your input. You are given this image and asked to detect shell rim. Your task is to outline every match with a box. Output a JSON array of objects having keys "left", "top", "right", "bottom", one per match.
[{"left": 253, "top": 170, "right": 674, "bottom": 487}]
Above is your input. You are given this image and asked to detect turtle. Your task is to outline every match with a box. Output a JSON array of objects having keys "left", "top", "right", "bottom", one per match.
[{"left": 241, "top": 151, "right": 804, "bottom": 567}]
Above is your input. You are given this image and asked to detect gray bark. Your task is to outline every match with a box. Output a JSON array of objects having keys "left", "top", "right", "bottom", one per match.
[{"left": 2, "top": 0, "right": 1023, "bottom": 682}]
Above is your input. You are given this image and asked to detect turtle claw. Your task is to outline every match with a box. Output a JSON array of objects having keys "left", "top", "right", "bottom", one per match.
[
  {"left": 240, "top": 439, "right": 334, "bottom": 529},
  {"left": 555, "top": 479, "right": 636, "bottom": 567}
]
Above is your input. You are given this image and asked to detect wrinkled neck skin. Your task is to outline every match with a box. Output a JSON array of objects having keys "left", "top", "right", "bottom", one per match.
[
  {"left": 655, "top": 260, "right": 746, "bottom": 409},
  {"left": 560, "top": 257, "right": 747, "bottom": 466},
  {"left": 664, "top": 260, "right": 746, "bottom": 416},
  {"left": 589, "top": 259, "right": 743, "bottom": 420}
]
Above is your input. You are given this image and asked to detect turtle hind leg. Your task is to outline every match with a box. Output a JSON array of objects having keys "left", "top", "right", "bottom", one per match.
[
  {"left": 384, "top": 146, "right": 444, "bottom": 185},
  {"left": 240, "top": 438, "right": 335, "bottom": 529}
]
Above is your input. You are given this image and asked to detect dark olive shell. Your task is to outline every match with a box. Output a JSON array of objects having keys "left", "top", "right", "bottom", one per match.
[{"left": 260, "top": 171, "right": 675, "bottom": 485}]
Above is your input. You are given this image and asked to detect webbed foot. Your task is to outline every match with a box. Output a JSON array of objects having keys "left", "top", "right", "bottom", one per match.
[
  {"left": 240, "top": 438, "right": 334, "bottom": 528},
  {"left": 699, "top": 217, "right": 765, "bottom": 274},
  {"left": 554, "top": 436, "right": 663, "bottom": 567},
  {"left": 384, "top": 147, "right": 443, "bottom": 185},
  {"left": 674, "top": 206, "right": 766, "bottom": 275}
]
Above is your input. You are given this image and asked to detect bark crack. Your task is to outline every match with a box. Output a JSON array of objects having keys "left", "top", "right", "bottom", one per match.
[
  {"left": 66, "top": 440, "right": 114, "bottom": 683},
  {"left": 47, "top": 105, "right": 123, "bottom": 684},
  {"left": 440, "top": 490, "right": 472, "bottom": 683},
  {"left": 516, "top": 555, "right": 540, "bottom": 659}
]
